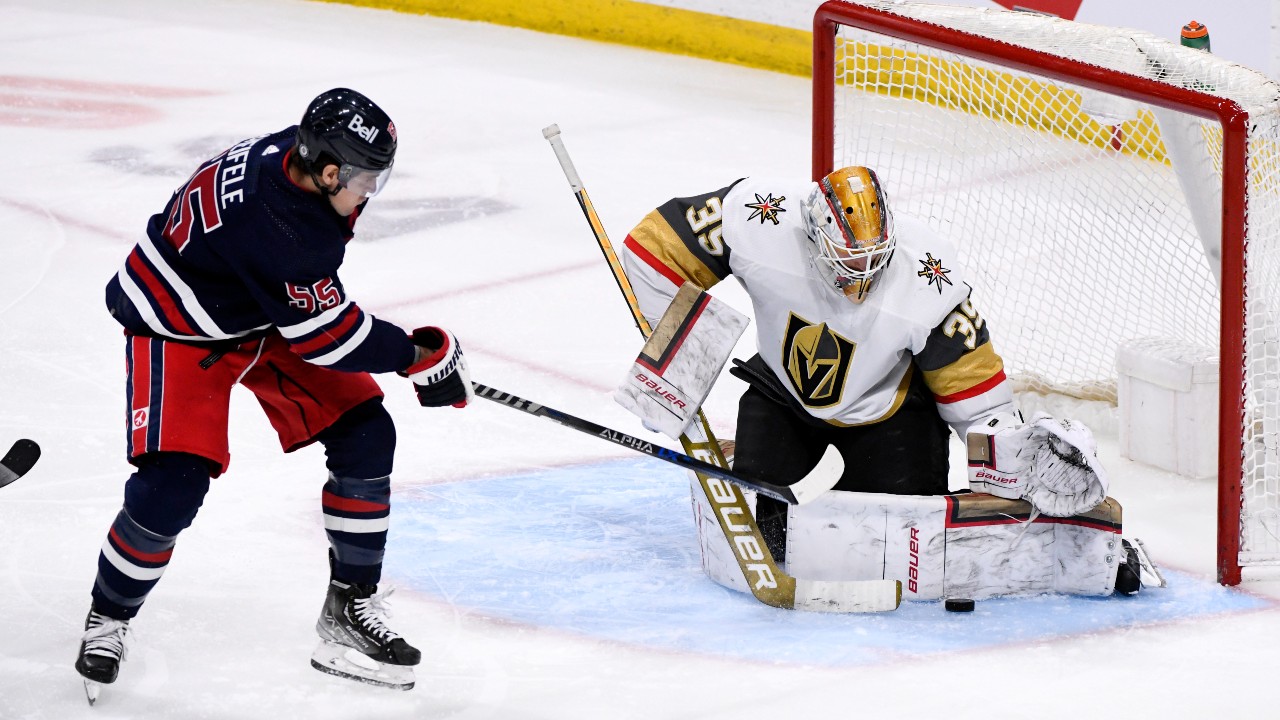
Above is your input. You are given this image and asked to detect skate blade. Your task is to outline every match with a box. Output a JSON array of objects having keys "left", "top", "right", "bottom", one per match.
[
  {"left": 1131, "top": 538, "right": 1167, "bottom": 588},
  {"left": 83, "top": 679, "right": 100, "bottom": 706},
  {"left": 310, "top": 641, "right": 414, "bottom": 691}
]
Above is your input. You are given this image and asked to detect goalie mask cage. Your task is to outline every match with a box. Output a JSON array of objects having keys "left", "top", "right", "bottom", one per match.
[{"left": 812, "top": 0, "right": 1280, "bottom": 585}]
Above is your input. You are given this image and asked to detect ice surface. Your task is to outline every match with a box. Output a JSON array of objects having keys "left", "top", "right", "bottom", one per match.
[
  {"left": 3, "top": 1, "right": 1280, "bottom": 718},
  {"left": 393, "top": 459, "right": 1267, "bottom": 664}
]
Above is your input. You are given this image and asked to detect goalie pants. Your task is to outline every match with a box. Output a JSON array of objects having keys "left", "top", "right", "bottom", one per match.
[
  {"left": 735, "top": 367, "right": 951, "bottom": 563},
  {"left": 90, "top": 334, "right": 395, "bottom": 621}
]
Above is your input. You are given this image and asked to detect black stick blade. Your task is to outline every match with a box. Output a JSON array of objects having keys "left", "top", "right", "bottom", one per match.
[{"left": 0, "top": 439, "right": 41, "bottom": 488}]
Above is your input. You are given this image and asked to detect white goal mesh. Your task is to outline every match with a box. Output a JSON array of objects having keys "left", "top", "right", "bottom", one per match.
[{"left": 814, "top": 0, "right": 1280, "bottom": 582}]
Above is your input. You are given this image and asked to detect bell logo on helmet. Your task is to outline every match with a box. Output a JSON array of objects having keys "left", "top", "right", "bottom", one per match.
[
  {"left": 387, "top": 121, "right": 397, "bottom": 142},
  {"left": 347, "top": 113, "right": 379, "bottom": 144}
]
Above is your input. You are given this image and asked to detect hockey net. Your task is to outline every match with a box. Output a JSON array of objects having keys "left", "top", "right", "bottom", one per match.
[{"left": 812, "top": 0, "right": 1280, "bottom": 584}]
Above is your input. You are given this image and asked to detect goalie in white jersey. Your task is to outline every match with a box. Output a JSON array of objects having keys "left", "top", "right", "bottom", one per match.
[{"left": 621, "top": 167, "right": 1149, "bottom": 598}]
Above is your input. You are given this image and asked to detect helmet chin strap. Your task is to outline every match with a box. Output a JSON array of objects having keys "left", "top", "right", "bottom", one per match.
[
  {"left": 292, "top": 146, "right": 341, "bottom": 197},
  {"left": 302, "top": 156, "right": 341, "bottom": 197},
  {"left": 310, "top": 168, "right": 341, "bottom": 197}
]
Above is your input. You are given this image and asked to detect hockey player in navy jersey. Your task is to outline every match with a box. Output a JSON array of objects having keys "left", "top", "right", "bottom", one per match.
[{"left": 74, "top": 88, "right": 464, "bottom": 699}]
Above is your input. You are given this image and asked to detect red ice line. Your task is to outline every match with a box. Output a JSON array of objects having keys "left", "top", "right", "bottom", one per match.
[
  {"left": 0, "top": 75, "right": 215, "bottom": 97},
  {"left": 0, "top": 75, "right": 216, "bottom": 129}
]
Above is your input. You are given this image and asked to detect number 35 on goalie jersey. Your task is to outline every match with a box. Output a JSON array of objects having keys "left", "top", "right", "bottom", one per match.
[
  {"left": 623, "top": 183, "right": 738, "bottom": 315},
  {"left": 620, "top": 176, "right": 1014, "bottom": 436}
]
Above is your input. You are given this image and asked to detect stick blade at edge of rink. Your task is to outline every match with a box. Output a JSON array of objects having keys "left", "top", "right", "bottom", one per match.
[{"left": 0, "top": 439, "right": 41, "bottom": 489}]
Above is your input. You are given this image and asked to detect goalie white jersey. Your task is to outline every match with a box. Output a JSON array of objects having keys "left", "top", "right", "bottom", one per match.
[{"left": 622, "top": 176, "right": 1014, "bottom": 436}]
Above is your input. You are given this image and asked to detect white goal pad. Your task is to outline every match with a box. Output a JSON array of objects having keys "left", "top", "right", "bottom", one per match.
[
  {"left": 689, "top": 479, "right": 1123, "bottom": 600},
  {"left": 615, "top": 283, "right": 749, "bottom": 439}
]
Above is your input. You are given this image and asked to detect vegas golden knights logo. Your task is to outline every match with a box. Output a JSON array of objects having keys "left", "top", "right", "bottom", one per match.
[{"left": 781, "top": 313, "right": 856, "bottom": 409}]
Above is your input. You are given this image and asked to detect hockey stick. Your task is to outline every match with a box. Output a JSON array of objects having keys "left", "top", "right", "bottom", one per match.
[
  {"left": 473, "top": 383, "right": 840, "bottom": 505},
  {"left": 0, "top": 439, "right": 40, "bottom": 490},
  {"left": 541, "top": 125, "right": 900, "bottom": 612}
]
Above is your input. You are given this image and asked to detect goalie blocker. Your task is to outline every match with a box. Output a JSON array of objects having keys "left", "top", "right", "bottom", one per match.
[{"left": 614, "top": 282, "right": 749, "bottom": 439}]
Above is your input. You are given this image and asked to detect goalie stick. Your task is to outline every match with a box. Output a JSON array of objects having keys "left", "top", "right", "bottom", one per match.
[
  {"left": 541, "top": 125, "right": 901, "bottom": 613},
  {"left": 0, "top": 439, "right": 40, "bottom": 490},
  {"left": 473, "top": 383, "right": 840, "bottom": 505}
]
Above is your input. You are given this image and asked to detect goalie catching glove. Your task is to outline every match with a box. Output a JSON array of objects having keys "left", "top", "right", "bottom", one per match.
[
  {"left": 400, "top": 326, "right": 473, "bottom": 408},
  {"left": 967, "top": 412, "right": 1109, "bottom": 517}
]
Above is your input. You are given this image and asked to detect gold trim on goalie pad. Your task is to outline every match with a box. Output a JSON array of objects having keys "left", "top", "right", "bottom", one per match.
[
  {"left": 630, "top": 211, "right": 722, "bottom": 291},
  {"left": 639, "top": 283, "right": 706, "bottom": 368},
  {"left": 945, "top": 494, "right": 1123, "bottom": 533}
]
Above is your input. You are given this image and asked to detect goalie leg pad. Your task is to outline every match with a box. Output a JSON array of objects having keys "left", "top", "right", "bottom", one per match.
[
  {"left": 783, "top": 491, "right": 1124, "bottom": 600},
  {"left": 688, "top": 474, "right": 751, "bottom": 595}
]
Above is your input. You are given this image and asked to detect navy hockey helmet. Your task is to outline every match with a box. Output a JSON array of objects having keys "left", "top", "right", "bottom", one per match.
[{"left": 296, "top": 88, "right": 397, "bottom": 197}]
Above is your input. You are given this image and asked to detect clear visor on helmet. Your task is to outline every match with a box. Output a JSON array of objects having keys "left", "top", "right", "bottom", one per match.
[{"left": 337, "top": 161, "right": 394, "bottom": 198}]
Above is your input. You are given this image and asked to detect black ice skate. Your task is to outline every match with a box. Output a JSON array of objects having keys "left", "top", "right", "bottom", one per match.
[
  {"left": 1114, "top": 540, "right": 1143, "bottom": 595},
  {"left": 75, "top": 609, "right": 130, "bottom": 706},
  {"left": 1114, "top": 538, "right": 1167, "bottom": 595},
  {"left": 310, "top": 578, "right": 420, "bottom": 690}
]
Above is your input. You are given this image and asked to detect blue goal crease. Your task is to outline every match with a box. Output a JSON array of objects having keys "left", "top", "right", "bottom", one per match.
[{"left": 386, "top": 458, "right": 1271, "bottom": 666}]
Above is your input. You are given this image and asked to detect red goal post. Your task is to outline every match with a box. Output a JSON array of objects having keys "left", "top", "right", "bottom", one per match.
[{"left": 812, "top": 0, "right": 1280, "bottom": 585}]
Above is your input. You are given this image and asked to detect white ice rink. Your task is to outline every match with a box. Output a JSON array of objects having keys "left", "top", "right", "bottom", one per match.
[{"left": 4, "top": 1, "right": 1280, "bottom": 718}]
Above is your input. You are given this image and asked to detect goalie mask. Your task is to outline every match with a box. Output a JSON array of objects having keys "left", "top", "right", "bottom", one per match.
[{"left": 803, "top": 166, "right": 896, "bottom": 303}]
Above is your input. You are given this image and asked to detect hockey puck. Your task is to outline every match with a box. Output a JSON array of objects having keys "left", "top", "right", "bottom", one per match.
[{"left": 944, "top": 598, "right": 975, "bottom": 613}]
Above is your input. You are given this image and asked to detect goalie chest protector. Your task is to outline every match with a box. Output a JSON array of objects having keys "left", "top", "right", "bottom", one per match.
[{"left": 718, "top": 178, "right": 972, "bottom": 426}]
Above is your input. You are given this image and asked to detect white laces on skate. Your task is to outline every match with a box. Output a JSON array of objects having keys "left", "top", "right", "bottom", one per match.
[
  {"left": 83, "top": 613, "right": 130, "bottom": 660},
  {"left": 352, "top": 587, "right": 401, "bottom": 642}
]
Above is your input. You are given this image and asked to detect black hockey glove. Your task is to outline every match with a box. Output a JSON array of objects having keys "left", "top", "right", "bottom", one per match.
[{"left": 400, "top": 326, "right": 473, "bottom": 408}]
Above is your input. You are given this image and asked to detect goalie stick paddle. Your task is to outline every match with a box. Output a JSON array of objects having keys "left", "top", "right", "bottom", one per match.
[
  {"left": 541, "top": 125, "right": 900, "bottom": 613},
  {"left": 473, "top": 383, "right": 840, "bottom": 506},
  {"left": 0, "top": 439, "right": 40, "bottom": 490}
]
